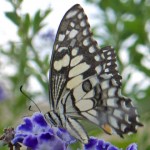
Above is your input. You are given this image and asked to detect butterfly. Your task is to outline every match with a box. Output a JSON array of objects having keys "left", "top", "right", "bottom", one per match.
[{"left": 44, "top": 4, "right": 143, "bottom": 143}]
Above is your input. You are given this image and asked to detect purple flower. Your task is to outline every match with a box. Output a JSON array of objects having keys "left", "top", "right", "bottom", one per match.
[
  {"left": 12, "top": 112, "right": 76, "bottom": 150},
  {"left": 84, "top": 137, "right": 138, "bottom": 150},
  {"left": 40, "top": 29, "right": 55, "bottom": 41},
  {"left": 0, "top": 86, "right": 6, "bottom": 101},
  {"left": 11, "top": 112, "right": 138, "bottom": 150},
  {"left": 84, "top": 137, "right": 119, "bottom": 150},
  {"left": 126, "top": 143, "right": 137, "bottom": 150}
]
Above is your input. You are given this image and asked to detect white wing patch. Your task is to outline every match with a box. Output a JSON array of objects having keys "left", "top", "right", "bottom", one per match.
[
  {"left": 70, "top": 55, "right": 83, "bottom": 67},
  {"left": 78, "top": 12, "right": 83, "bottom": 19},
  {"left": 83, "top": 38, "right": 90, "bottom": 46},
  {"left": 95, "top": 65, "right": 102, "bottom": 74},
  {"left": 76, "top": 99, "right": 94, "bottom": 111},
  {"left": 58, "top": 47, "right": 68, "bottom": 52},
  {"left": 80, "top": 20, "right": 86, "bottom": 27},
  {"left": 66, "top": 10, "right": 79, "bottom": 19},
  {"left": 71, "top": 48, "right": 79, "bottom": 56},
  {"left": 54, "top": 54, "right": 70, "bottom": 71},
  {"left": 94, "top": 55, "right": 100, "bottom": 61},
  {"left": 67, "top": 75, "right": 83, "bottom": 89},
  {"left": 69, "top": 29, "right": 78, "bottom": 38},
  {"left": 89, "top": 46, "right": 95, "bottom": 53},
  {"left": 58, "top": 34, "right": 65, "bottom": 42},
  {"left": 106, "top": 98, "right": 118, "bottom": 107},
  {"left": 69, "top": 62, "right": 90, "bottom": 78}
]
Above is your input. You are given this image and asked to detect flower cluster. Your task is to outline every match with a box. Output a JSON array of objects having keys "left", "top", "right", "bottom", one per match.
[
  {"left": 84, "top": 137, "right": 137, "bottom": 150},
  {"left": 11, "top": 112, "right": 138, "bottom": 150},
  {"left": 12, "top": 112, "right": 76, "bottom": 150}
]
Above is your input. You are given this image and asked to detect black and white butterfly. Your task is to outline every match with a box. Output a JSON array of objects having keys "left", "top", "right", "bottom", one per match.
[{"left": 44, "top": 4, "right": 143, "bottom": 143}]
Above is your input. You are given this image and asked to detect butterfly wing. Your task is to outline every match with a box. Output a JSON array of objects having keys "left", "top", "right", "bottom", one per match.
[
  {"left": 48, "top": 4, "right": 143, "bottom": 142},
  {"left": 49, "top": 4, "right": 105, "bottom": 110}
]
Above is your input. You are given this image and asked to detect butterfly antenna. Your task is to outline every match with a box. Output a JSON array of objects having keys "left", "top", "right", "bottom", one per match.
[{"left": 20, "top": 85, "right": 41, "bottom": 113}]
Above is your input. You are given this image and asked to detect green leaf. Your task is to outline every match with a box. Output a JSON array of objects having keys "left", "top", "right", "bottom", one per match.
[
  {"left": 32, "top": 9, "right": 51, "bottom": 34},
  {"left": 24, "top": 14, "right": 30, "bottom": 34},
  {"left": 5, "top": 12, "right": 20, "bottom": 26}
]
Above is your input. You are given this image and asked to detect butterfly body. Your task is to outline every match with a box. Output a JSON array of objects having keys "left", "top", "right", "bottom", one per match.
[{"left": 45, "top": 4, "right": 143, "bottom": 143}]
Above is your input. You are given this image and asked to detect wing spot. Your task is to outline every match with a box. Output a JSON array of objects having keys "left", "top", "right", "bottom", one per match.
[
  {"left": 121, "top": 101, "right": 130, "bottom": 111},
  {"left": 102, "top": 124, "right": 113, "bottom": 134},
  {"left": 125, "top": 115, "right": 130, "bottom": 124},
  {"left": 108, "top": 88, "right": 116, "bottom": 97},
  {"left": 100, "top": 74, "right": 110, "bottom": 79},
  {"left": 58, "top": 34, "right": 65, "bottom": 41},
  {"left": 72, "top": 48, "right": 79, "bottom": 56},
  {"left": 70, "top": 22, "right": 75, "bottom": 27},
  {"left": 95, "top": 65, "right": 102, "bottom": 74},
  {"left": 69, "top": 62, "right": 90, "bottom": 78},
  {"left": 107, "top": 56, "right": 111, "bottom": 60},
  {"left": 101, "top": 80, "right": 109, "bottom": 90},
  {"left": 58, "top": 47, "right": 68, "bottom": 52},
  {"left": 78, "top": 12, "right": 83, "bottom": 19},
  {"left": 83, "top": 38, "right": 90, "bottom": 46},
  {"left": 88, "top": 110, "right": 97, "bottom": 116},
  {"left": 89, "top": 46, "right": 95, "bottom": 53},
  {"left": 63, "top": 54, "right": 70, "bottom": 67},
  {"left": 109, "top": 116, "right": 119, "bottom": 129},
  {"left": 83, "top": 90, "right": 94, "bottom": 99},
  {"left": 55, "top": 44, "right": 59, "bottom": 50},
  {"left": 113, "top": 109, "right": 123, "bottom": 119},
  {"left": 67, "top": 75, "right": 83, "bottom": 89},
  {"left": 83, "top": 29, "right": 89, "bottom": 36},
  {"left": 66, "top": 30, "right": 70, "bottom": 35},
  {"left": 53, "top": 61, "right": 62, "bottom": 71},
  {"left": 73, "top": 83, "right": 85, "bottom": 101},
  {"left": 70, "top": 39, "right": 76, "bottom": 47},
  {"left": 80, "top": 20, "right": 86, "bottom": 27},
  {"left": 121, "top": 124, "right": 126, "bottom": 132},
  {"left": 69, "top": 29, "right": 78, "bottom": 38},
  {"left": 82, "top": 80, "right": 92, "bottom": 92},
  {"left": 107, "top": 62, "right": 111, "bottom": 66},
  {"left": 107, "top": 51, "right": 111, "bottom": 55},
  {"left": 107, "top": 98, "right": 118, "bottom": 107},
  {"left": 66, "top": 10, "right": 78, "bottom": 19},
  {"left": 76, "top": 99, "right": 94, "bottom": 111},
  {"left": 94, "top": 55, "right": 100, "bottom": 61},
  {"left": 82, "top": 112, "right": 99, "bottom": 125},
  {"left": 111, "top": 78, "right": 118, "bottom": 86},
  {"left": 70, "top": 55, "right": 83, "bottom": 67},
  {"left": 54, "top": 54, "right": 70, "bottom": 71}
]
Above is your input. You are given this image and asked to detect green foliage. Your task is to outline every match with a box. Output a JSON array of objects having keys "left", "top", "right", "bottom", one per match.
[{"left": 0, "top": 0, "right": 51, "bottom": 131}]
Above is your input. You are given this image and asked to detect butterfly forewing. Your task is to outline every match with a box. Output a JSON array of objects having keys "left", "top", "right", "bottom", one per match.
[
  {"left": 47, "top": 4, "right": 143, "bottom": 143},
  {"left": 49, "top": 4, "right": 104, "bottom": 109}
]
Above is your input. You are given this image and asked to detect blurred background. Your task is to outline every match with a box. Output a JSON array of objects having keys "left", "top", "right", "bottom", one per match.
[{"left": 0, "top": 0, "right": 150, "bottom": 149}]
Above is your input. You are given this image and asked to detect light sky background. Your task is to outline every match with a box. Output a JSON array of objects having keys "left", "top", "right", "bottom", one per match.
[{"left": 0, "top": 0, "right": 99, "bottom": 45}]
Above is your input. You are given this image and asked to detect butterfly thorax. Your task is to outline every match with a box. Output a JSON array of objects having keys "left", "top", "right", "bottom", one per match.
[{"left": 45, "top": 110, "right": 64, "bottom": 127}]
